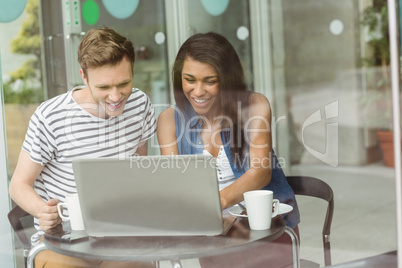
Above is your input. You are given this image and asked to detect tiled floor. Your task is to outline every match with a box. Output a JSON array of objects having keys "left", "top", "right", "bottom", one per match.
[{"left": 14, "top": 162, "right": 398, "bottom": 268}]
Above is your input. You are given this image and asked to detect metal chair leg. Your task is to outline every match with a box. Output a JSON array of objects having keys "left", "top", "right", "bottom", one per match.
[
  {"left": 26, "top": 242, "right": 47, "bottom": 268},
  {"left": 285, "top": 226, "right": 300, "bottom": 268}
]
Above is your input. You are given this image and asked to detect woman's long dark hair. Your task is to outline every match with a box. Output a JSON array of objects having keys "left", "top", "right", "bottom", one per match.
[{"left": 172, "top": 32, "right": 250, "bottom": 167}]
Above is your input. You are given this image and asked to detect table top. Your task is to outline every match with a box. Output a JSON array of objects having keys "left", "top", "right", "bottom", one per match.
[{"left": 44, "top": 216, "right": 286, "bottom": 262}]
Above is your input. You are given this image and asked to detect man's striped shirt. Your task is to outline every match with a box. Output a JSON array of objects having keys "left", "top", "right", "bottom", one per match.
[{"left": 22, "top": 86, "right": 156, "bottom": 241}]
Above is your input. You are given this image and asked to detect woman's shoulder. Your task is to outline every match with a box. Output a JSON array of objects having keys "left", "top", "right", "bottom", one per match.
[
  {"left": 248, "top": 92, "right": 270, "bottom": 105},
  {"left": 248, "top": 92, "right": 271, "bottom": 117},
  {"left": 156, "top": 107, "right": 177, "bottom": 148},
  {"left": 157, "top": 106, "right": 176, "bottom": 124}
]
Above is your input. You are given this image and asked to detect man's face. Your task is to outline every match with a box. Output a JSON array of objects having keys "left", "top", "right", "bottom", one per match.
[{"left": 80, "top": 57, "right": 133, "bottom": 118}]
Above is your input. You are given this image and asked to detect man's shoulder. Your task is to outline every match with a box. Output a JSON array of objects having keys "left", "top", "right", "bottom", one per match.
[
  {"left": 35, "top": 91, "right": 73, "bottom": 118},
  {"left": 127, "top": 88, "right": 152, "bottom": 105},
  {"left": 130, "top": 87, "right": 147, "bottom": 97}
]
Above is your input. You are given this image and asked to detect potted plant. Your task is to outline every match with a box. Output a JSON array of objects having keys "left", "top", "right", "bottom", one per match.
[{"left": 361, "top": 0, "right": 397, "bottom": 167}]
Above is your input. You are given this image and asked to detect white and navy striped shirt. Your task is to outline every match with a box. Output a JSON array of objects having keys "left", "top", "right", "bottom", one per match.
[{"left": 22, "top": 86, "right": 156, "bottom": 241}]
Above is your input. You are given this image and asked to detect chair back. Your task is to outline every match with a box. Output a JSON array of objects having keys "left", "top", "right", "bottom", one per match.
[
  {"left": 8, "top": 205, "right": 32, "bottom": 267},
  {"left": 286, "top": 176, "right": 334, "bottom": 266}
]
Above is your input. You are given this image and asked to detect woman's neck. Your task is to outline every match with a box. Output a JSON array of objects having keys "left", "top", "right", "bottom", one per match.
[{"left": 202, "top": 105, "right": 222, "bottom": 125}]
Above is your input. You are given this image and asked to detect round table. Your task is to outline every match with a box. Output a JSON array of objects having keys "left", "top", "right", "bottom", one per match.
[{"left": 27, "top": 216, "right": 299, "bottom": 268}]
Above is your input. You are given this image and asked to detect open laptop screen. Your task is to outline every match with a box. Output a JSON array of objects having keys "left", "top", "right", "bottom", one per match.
[{"left": 73, "top": 155, "right": 224, "bottom": 237}]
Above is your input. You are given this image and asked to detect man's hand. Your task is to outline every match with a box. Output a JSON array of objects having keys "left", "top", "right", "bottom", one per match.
[{"left": 37, "top": 199, "right": 62, "bottom": 231}]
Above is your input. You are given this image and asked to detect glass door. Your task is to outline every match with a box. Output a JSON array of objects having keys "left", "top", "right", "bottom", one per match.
[
  {"left": 0, "top": 50, "right": 15, "bottom": 268},
  {"left": 78, "top": 0, "right": 170, "bottom": 106},
  {"left": 0, "top": 0, "right": 41, "bottom": 265},
  {"left": 277, "top": 0, "right": 399, "bottom": 265},
  {"left": 40, "top": 0, "right": 170, "bottom": 106},
  {"left": 1, "top": 0, "right": 401, "bottom": 267}
]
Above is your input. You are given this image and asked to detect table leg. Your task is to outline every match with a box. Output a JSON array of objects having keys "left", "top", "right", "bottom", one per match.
[
  {"left": 284, "top": 226, "right": 300, "bottom": 268},
  {"left": 27, "top": 242, "right": 47, "bottom": 268},
  {"left": 170, "top": 259, "right": 182, "bottom": 268}
]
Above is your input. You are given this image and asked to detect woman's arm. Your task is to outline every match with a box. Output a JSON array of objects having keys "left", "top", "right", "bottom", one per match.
[
  {"left": 9, "top": 150, "right": 62, "bottom": 231},
  {"left": 157, "top": 107, "right": 179, "bottom": 155},
  {"left": 135, "top": 141, "right": 148, "bottom": 156},
  {"left": 220, "top": 93, "right": 273, "bottom": 209}
]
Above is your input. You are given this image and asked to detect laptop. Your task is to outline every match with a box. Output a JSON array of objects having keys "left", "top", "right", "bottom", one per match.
[{"left": 72, "top": 155, "right": 235, "bottom": 237}]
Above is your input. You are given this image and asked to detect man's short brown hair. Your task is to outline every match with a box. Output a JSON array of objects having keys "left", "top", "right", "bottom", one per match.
[{"left": 78, "top": 27, "right": 135, "bottom": 77}]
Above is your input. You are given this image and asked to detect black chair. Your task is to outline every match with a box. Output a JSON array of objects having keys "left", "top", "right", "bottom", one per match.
[
  {"left": 8, "top": 205, "right": 33, "bottom": 268},
  {"left": 287, "top": 176, "right": 334, "bottom": 267}
]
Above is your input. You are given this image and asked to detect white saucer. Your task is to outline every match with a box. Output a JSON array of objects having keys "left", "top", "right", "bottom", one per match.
[{"left": 228, "top": 203, "right": 293, "bottom": 218}]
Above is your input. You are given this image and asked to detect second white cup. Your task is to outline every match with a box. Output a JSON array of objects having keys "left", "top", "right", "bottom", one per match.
[
  {"left": 57, "top": 193, "right": 85, "bottom": 231},
  {"left": 243, "top": 190, "right": 279, "bottom": 230}
]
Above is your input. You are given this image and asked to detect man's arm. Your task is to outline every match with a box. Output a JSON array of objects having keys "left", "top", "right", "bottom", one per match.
[{"left": 9, "top": 150, "right": 61, "bottom": 231}]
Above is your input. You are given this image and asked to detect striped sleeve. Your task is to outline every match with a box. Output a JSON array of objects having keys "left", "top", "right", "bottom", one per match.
[
  {"left": 22, "top": 107, "right": 56, "bottom": 166},
  {"left": 139, "top": 93, "right": 157, "bottom": 143}
]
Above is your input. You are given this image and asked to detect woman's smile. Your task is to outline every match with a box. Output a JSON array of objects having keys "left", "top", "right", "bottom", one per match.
[{"left": 182, "top": 57, "right": 221, "bottom": 118}]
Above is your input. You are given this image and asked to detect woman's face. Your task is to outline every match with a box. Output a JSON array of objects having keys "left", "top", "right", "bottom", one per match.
[{"left": 181, "top": 57, "right": 221, "bottom": 117}]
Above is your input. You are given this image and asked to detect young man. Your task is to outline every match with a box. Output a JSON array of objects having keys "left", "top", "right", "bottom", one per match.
[{"left": 9, "top": 27, "right": 156, "bottom": 267}]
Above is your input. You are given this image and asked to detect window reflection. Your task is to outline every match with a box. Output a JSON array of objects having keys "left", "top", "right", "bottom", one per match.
[
  {"left": 2, "top": 0, "right": 43, "bottom": 176},
  {"left": 0, "top": 0, "right": 27, "bottom": 23},
  {"left": 0, "top": 0, "right": 400, "bottom": 267},
  {"left": 102, "top": 0, "right": 140, "bottom": 19},
  {"left": 200, "top": 0, "right": 230, "bottom": 16}
]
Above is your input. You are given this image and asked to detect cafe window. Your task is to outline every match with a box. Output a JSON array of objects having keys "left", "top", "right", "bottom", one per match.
[{"left": 1, "top": 0, "right": 400, "bottom": 267}]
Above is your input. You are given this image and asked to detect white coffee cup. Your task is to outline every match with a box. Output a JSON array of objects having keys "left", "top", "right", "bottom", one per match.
[
  {"left": 57, "top": 193, "right": 85, "bottom": 231},
  {"left": 243, "top": 190, "right": 280, "bottom": 230}
]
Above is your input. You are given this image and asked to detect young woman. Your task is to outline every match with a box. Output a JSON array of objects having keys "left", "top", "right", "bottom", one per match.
[{"left": 157, "top": 32, "right": 300, "bottom": 267}]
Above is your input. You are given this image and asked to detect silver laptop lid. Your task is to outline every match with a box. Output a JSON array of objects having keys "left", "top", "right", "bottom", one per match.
[{"left": 73, "top": 155, "right": 223, "bottom": 237}]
